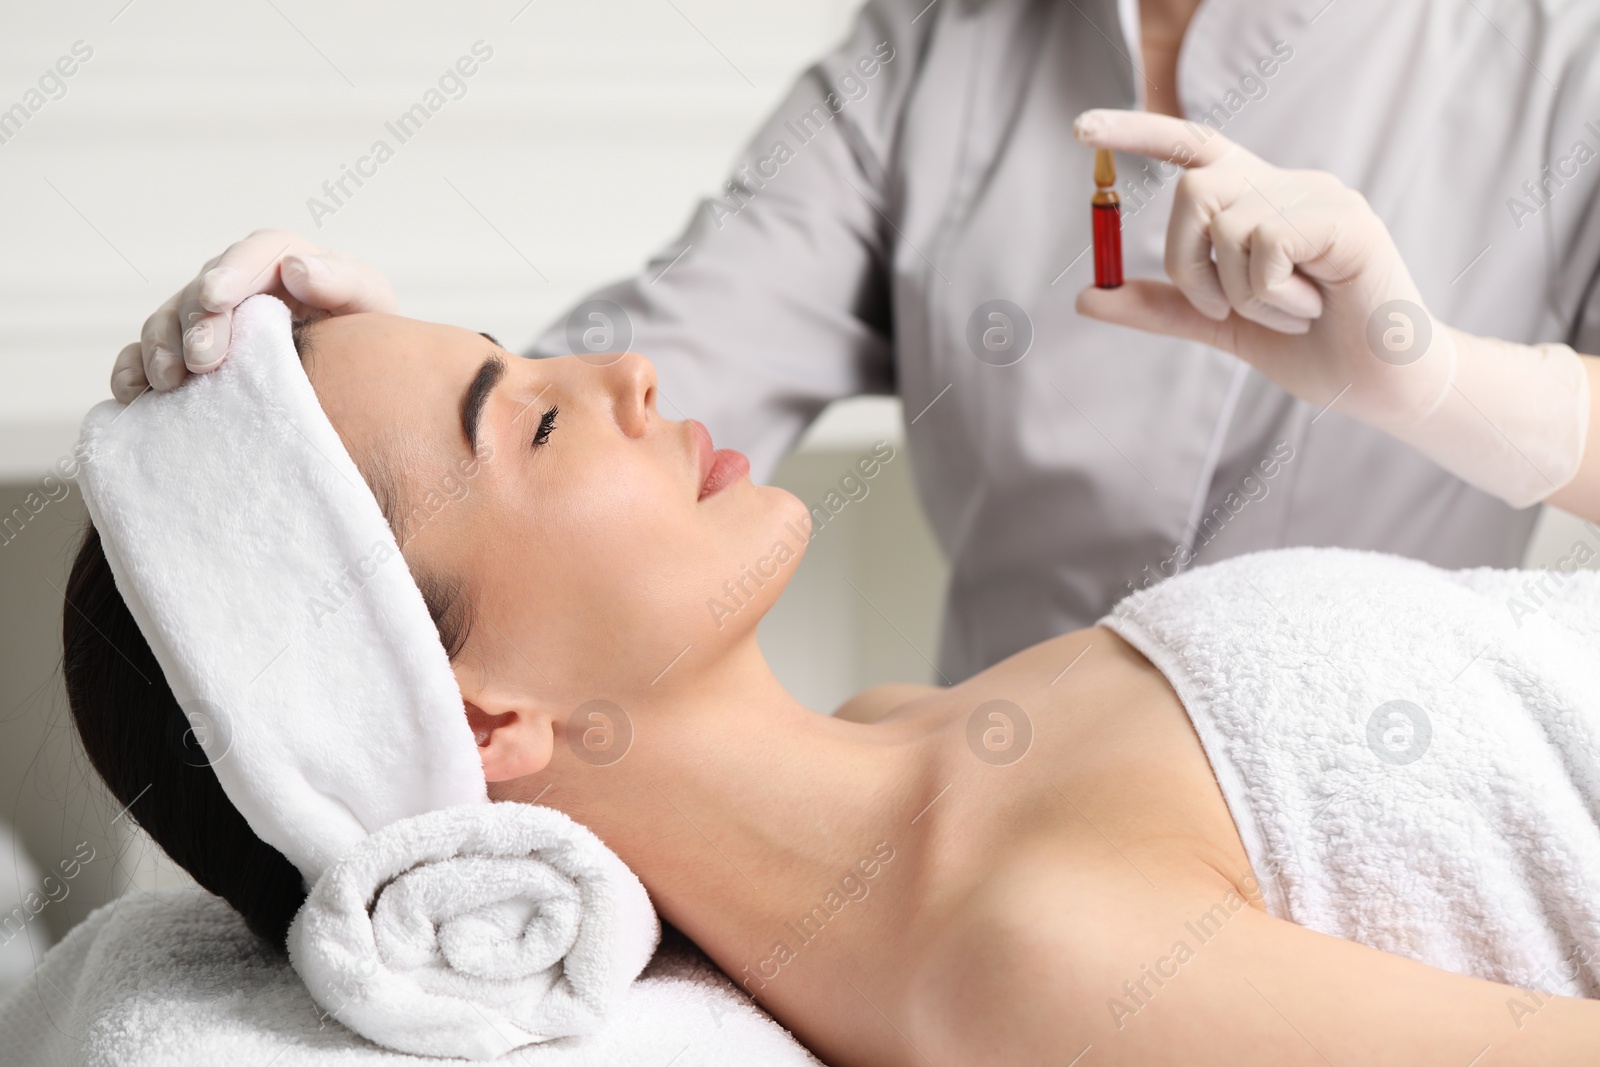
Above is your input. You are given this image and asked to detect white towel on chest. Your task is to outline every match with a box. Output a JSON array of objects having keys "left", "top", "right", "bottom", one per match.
[{"left": 1102, "top": 546, "right": 1600, "bottom": 998}]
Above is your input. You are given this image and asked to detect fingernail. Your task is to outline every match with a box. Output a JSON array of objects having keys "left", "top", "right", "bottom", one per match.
[
  {"left": 112, "top": 366, "right": 144, "bottom": 396},
  {"left": 1073, "top": 110, "right": 1105, "bottom": 141},
  {"left": 200, "top": 266, "right": 240, "bottom": 309},
  {"left": 149, "top": 346, "right": 181, "bottom": 386},
  {"left": 283, "top": 254, "right": 325, "bottom": 286},
  {"left": 184, "top": 321, "right": 214, "bottom": 362}
]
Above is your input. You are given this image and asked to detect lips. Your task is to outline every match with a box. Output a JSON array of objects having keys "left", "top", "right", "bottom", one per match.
[{"left": 690, "top": 419, "right": 750, "bottom": 500}]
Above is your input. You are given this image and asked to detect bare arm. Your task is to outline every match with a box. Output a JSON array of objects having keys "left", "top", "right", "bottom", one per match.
[
  {"left": 918, "top": 861, "right": 1599, "bottom": 1066},
  {"left": 1100, "top": 903, "right": 1600, "bottom": 1066}
]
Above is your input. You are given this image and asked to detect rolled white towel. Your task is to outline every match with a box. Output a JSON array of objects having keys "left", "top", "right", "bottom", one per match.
[{"left": 287, "top": 803, "right": 660, "bottom": 1060}]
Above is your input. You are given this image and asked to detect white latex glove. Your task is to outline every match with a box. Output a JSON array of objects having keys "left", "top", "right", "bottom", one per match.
[
  {"left": 111, "top": 229, "right": 398, "bottom": 403},
  {"left": 1071, "top": 108, "right": 1590, "bottom": 509}
]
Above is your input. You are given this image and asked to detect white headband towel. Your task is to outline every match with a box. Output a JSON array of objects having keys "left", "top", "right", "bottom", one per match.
[{"left": 74, "top": 294, "right": 488, "bottom": 884}]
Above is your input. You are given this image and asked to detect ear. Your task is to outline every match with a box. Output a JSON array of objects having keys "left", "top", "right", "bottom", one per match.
[{"left": 463, "top": 692, "right": 555, "bottom": 783}]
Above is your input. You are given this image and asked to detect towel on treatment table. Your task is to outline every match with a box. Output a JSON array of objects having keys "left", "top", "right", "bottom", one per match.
[
  {"left": 0, "top": 885, "right": 824, "bottom": 1067},
  {"left": 1102, "top": 546, "right": 1600, "bottom": 998},
  {"left": 287, "top": 803, "right": 661, "bottom": 1060}
]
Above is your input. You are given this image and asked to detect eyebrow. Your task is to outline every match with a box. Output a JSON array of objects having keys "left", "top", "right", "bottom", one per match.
[{"left": 461, "top": 354, "right": 506, "bottom": 455}]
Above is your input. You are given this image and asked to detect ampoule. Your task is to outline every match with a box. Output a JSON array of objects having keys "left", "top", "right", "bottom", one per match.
[{"left": 1092, "top": 148, "right": 1123, "bottom": 289}]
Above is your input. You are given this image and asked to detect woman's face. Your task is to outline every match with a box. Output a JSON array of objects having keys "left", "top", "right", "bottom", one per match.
[{"left": 301, "top": 312, "right": 811, "bottom": 728}]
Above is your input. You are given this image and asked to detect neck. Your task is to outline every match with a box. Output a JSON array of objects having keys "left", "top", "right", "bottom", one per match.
[
  {"left": 1137, "top": 0, "right": 1204, "bottom": 116},
  {"left": 1139, "top": 0, "right": 1205, "bottom": 43},
  {"left": 516, "top": 633, "right": 945, "bottom": 992}
]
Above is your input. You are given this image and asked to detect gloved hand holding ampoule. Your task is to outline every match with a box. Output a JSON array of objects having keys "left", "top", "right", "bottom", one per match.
[{"left": 1071, "top": 108, "right": 1594, "bottom": 512}]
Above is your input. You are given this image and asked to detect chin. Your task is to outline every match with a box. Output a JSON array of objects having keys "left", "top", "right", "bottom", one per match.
[
  {"left": 701, "top": 486, "right": 810, "bottom": 627},
  {"left": 731, "top": 483, "right": 810, "bottom": 555},
  {"left": 765, "top": 485, "right": 814, "bottom": 542}
]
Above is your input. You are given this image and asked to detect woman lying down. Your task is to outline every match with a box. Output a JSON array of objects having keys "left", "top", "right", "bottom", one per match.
[{"left": 67, "top": 120, "right": 1600, "bottom": 1065}]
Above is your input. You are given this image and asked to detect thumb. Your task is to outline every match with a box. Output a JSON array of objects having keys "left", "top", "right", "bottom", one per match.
[
  {"left": 281, "top": 254, "right": 399, "bottom": 316},
  {"left": 1075, "top": 279, "right": 1244, "bottom": 351}
]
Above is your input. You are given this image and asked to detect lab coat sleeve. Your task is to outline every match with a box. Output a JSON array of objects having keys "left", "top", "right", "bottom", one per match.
[
  {"left": 1566, "top": 192, "right": 1600, "bottom": 360},
  {"left": 1540, "top": 13, "right": 1600, "bottom": 358},
  {"left": 525, "top": 0, "right": 929, "bottom": 483}
]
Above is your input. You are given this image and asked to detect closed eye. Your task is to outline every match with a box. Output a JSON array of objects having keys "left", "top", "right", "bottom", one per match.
[{"left": 531, "top": 404, "right": 558, "bottom": 449}]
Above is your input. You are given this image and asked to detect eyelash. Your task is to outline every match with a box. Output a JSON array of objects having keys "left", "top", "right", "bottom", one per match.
[{"left": 531, "top": 404, "right": 559, "bottom": 448}]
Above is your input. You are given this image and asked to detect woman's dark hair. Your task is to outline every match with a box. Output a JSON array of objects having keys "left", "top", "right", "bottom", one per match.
[
  {"left": 63, "top": 523, "right": 308, "bottom": 947},
  {"left": 60, "top": 316, "right": 470, "bottom": 949}
]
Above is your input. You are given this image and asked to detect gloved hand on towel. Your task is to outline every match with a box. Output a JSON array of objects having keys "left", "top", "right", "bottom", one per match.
[
  {"left": 110, "top": 228, "right": 396, "bottom": 401},
  {"left": 289, "top": 802, "right": 660, "bottom": 1061}
]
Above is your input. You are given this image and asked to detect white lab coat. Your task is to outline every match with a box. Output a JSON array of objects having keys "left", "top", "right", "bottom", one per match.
[{"left": 531, "top": 0, "right": 1600, "bottom": 681}]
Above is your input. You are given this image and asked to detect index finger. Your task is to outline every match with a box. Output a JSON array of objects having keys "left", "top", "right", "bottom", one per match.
[{"left": 1071, "top": 109, "right": 1257, "bottom": 170}]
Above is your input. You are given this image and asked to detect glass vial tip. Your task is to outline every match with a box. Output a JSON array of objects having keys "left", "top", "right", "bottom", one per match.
[{"left": 1093, "top": 148, "right": 1117, "bottom": 190}]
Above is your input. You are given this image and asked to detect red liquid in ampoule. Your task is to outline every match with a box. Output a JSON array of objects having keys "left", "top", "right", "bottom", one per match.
[
  {"left": 1093, "top": 201, "right": 1123, "bottom": 289},
  {"left": 1091, "top": 148, "right": 1123, "bottom": 289}
]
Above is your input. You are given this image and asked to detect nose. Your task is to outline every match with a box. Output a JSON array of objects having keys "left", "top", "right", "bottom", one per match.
[{"left": 605, "top": 352, "right": 656, "bottom": 438}]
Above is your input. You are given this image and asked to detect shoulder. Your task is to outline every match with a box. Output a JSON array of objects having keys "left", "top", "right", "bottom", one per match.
[{"left": 831, "top": 682, "right": 941, "bottom": 724}]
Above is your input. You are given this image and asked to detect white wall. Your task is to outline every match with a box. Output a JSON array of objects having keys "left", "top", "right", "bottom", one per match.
[{"left": 0, "top": 0, "right": 887, "bottom": 472}]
